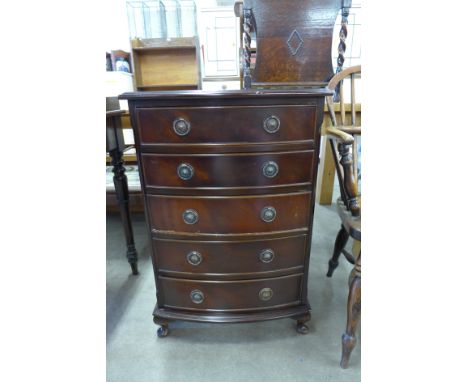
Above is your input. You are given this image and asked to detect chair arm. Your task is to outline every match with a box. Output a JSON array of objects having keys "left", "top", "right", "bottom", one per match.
[
  {"left": 106, "top": 110, "right": 126, "bottom": 118},
  {"left": 325, "top": 126, "right": 354, "bottom": 145},
  {"left": 338, "top": 126, "right": 361, "bottom": 135},
  {"left": 326, "top": 127, "right": 360, "bottom": 217}
]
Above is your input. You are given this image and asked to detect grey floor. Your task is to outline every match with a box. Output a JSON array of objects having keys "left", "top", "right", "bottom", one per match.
[{"left": 107, "top": 200, "right": 360, "bottom": 382}]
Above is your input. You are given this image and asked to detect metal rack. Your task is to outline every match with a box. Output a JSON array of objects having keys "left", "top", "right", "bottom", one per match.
[{"left": 126, "top": 0, "right": 197, "bottom": 39}]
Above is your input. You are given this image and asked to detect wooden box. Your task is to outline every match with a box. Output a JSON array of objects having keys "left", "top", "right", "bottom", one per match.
[{"left": 130, "top": 37, "right": 202, "bottom": 91}]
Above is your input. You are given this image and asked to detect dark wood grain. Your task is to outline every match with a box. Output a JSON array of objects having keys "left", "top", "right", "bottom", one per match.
[
  {"left": 243, "top": 0, "right": 342, "bottom": 86},
  {"left": 324, "top": 66, "right": 361, "bottom": 366},
  {"left": 332, "top": 0, "right": 352, "bottom": 101},
  {"left": 147, "top": 192, "right": 311, "bottom": 235},
  {"left": 153, "top": 234, "right": 307, "bottom": 280},
  {"left": 325, "top": 66, "right": 361, "bottom": 277},
  {"left": 158, "top": 273, "right": 303, "bottom": 312},
  {"left": 154, "top": 304, "right": 310, "bottom": 324},
  {"left": 122, "top": 89, "right": 328, "bottom": 335},
  {"left": 327, "top": 224, "right": 350, "bottom": 277},
  {"left": 141, "top": 151, "right": 315, "bottom": 189},
  {"left": 120, "top": 88, "right": 332, "bottom": 100},
  {"left": 136, "top": 105, "right": 317, "bottom": 145},
  {"left": 341, "top": 251, "right": 361, "bottom": 368}
]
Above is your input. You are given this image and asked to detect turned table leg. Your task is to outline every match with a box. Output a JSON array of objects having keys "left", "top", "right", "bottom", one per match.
[
  {"left": 340, "top": 251, "right": 361, "bottom": 368},
  {"left": 109, "top": 148, "right": 139, "bottom": 275}
]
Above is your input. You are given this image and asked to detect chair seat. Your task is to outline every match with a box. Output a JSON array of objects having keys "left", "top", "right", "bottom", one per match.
[{"left": 337, "top": 198, "right": 361, "bottom": 241}]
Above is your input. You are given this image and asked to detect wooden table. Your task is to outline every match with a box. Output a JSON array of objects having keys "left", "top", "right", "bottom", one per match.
[{"left": 106, "top": 110, "right": 139, "bottom": 275}]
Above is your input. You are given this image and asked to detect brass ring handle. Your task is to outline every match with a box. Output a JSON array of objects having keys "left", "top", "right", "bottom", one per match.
[
  {"left": 260, "top": 206, "right": 276, "bottom": 223},
  {"left": 263, "top": 116, "right": 280, "bottom": 133},
  {"left": 173, "top": 118, "right": 191, "bottom": 136},
  {"left": 186, "top": 251, "right": 202, "bottom": 266},
  {"left": 259, "top": 287, "right": 273, "bottom": 301},
  {"left": 177, "top": 163, "right": 194, "bottom": 180},
  {"left": 259, "top": 249, "right": 275, "bottom": 263},
  {"left": 182, "top": 209, "right": 199, "bottom": 225},
  {"left": 262, "top": 161, "right": 279, "bottom": 178},
  {"left": 190, "top": 290, "right": 205, "bottom": 304}
]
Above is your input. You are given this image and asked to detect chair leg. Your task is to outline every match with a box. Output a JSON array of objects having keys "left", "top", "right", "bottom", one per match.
[
  {"left": 340, "top": 252, "right": 361, "bottom": 369},
  {"left": 327, "top": 225, "right": 349, "bottom": 277}
]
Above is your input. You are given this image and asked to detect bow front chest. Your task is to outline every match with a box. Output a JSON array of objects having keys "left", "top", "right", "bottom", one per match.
[{"left": 120, "top": 89, "right": 331, "bottom": 337}]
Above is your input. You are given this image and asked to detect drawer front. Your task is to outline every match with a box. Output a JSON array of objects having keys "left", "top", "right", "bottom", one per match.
[
  {"left": 159, "top": 274, "right": 303, "bottom": 311},
  {"left": 154, "top": 235, "right": 307, "bottom": 278},
  {"left": 148, "top": 192, "right": 311, "bottom": 235},
  {"left": 141, "top": 151, "right": 314, "bottom": 189},
  {"left": 136, "top": 105, "right": 316, "bottom": 144}
]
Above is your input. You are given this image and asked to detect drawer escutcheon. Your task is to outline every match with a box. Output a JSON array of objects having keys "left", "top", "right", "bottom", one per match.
[
  {"left": 259, "top": 249, "right": 275, "bottom": 263},
  {"left": 262, "top": 161, "right": 279, "bottom": 178},
  {"left": 173, "top": 118, "right": 191, "bottom": 136},
  {"left": 259, "top": 287, "right": 274, "bottom": 301},
  {"left": 190, "top": 289, "right": 205, "bottom": 304},
  {"left": 260, "top": 206, "right": 276, "bottom": 223},
  {"left": 263, "top": 115, "right": 280, "bottom": 133},
  {"left": 182, "top": 209, "right": 199, "bottom": 225},
  {"left": 186, "top": 251, "right": 203, "bottom": 266},
  {"left": 177, "top": 163, "right": 194, "bottom": 180}
]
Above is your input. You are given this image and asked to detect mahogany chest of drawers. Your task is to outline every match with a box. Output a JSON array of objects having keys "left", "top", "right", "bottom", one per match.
[{"left": 120, "top": 89, "right": 331, "bottom": 337}]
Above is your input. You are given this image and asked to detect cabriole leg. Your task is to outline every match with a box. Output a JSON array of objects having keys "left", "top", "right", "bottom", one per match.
[
  {"left": 153, "top": 316, "right": 170, "bottom": 338},
  {"left": 294, "top": 312, "right": 311, "bottom": 334}
]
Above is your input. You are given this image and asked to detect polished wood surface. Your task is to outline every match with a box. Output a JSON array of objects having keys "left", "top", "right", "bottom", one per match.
[
  {"left": 154, "top": 235, "right": 307, "bottom": 280},
  {"left": 158, "top": 273, "right": 303, "bottom": 312},
  {"left": 120, "top": 89, "right": 331, "bottom": 336},
  {"left": 120, "top": 88, "right": 331, "bottom": 100},
  {"left": 154, "top": 304, "right": 310, "bottom": 324},
  {"left": 316, "top": 102, "right": 361, "bottom": 204},
  {"left": 341, "top": 251, "right": 360, "bottom": 368},
  {"left": 324, "top": 66, "right": 361, "bottom": 222},
  {"left": 136, "top": 104, "right": 317, "bottom": 146},
  {"left": 141, "top": 151, "right": 315, "bottom": 189},
  {"left": 148, "top": 192, "right": 311, "bottom": 235},
  {"left": 321, "top": 66, "right": 361, "bottom": 367},
  {"left": 241, "top": 0, "right": 350, "bottom": 88}
]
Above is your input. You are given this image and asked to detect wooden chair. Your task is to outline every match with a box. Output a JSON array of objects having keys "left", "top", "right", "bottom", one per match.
[
  {"left": 235, "top": 0, "right": 353, "bottom": 89},
  {"left": 324, "top": 65, "right": 361, "bottom": 368}
]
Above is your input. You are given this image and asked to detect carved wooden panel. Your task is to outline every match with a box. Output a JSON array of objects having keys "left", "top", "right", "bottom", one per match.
[{"left": 243, "top": 0, "right": 343, "bottom": 87}]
